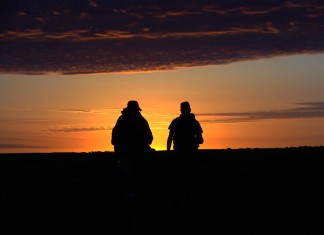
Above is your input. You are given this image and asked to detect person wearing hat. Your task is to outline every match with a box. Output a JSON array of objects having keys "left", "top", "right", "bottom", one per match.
[
  {"left": 111, "top": 100, "right": 153, "bottom": 202},
  {"left": 167, "top": 101, "right": 203, "bottom": 152},
  {"left": 112, "top": 100, "right": 153, "bottom": 153}
]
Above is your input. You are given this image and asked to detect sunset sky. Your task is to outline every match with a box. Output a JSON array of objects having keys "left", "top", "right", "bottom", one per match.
[{"left": 1, "top": 0, "right": 324, "bottom": 153}]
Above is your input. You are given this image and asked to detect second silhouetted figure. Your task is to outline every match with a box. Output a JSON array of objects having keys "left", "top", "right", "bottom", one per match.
[{"left": 167, "top": 101, "right": 203, "bottom": 152}]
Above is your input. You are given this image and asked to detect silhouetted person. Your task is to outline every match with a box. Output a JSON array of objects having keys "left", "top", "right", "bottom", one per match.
[
  {"left": 167, "top": 101, "right": 203, "bottom": 152},
  {"left": 166, "top": 101, "right": 204, "bottom": 205},
  {"left": 112, "top": 100, "right": 153, "bottom": 153},
  {"left": 111, "top": 100, "right": 153, "bottom": 184},
  {"left": 111, "top": 100, "right": 154, "bottom": 232}
]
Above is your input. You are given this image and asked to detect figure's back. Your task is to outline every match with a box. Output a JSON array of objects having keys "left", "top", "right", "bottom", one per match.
[
  {"left": 112, "top": 110, "right": 153, "bottom": 153},
  {"left": 173, "top": 114, "right": 198, "bottom": 150}
]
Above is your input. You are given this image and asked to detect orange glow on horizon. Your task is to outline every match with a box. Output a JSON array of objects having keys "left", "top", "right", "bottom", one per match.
[{"left": 1, "top": 54, "right": 324, "bottom": 153}]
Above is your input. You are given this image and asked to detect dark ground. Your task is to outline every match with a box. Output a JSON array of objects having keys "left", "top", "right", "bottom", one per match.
[{"left": 1, "top": 147, "right": 324, "bottom": 234}]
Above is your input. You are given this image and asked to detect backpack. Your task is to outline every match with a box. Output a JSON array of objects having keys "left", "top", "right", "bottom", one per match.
[{"left": 173, "top": 114, "right": 198, "bottom": 150}]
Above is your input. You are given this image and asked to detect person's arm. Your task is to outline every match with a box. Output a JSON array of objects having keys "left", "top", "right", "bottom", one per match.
[
  {"left": 111, "top": 116, "right": 122, "bottom": 145},
  {"left": 195, "top": 120, "right": 204, "bottom": 144},
  {"left": 111, "top": 127, "right": 116, "bottom": 145},
  {"left": 196, "top": 132, "right": 204, "bottom": 144},
  {"left": 167, "top": 118, "right": 177, "bottom": 151},
  {"left": 167, "top": 130, "right": 174, "bottom": 151},
  {"left": 144, "top": 119, "right": 153, "bottom": 145}
]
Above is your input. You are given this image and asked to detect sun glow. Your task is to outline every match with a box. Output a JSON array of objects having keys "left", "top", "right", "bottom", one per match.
[{"left": 1, "top": 54, "right": 324, "bottom": 153}]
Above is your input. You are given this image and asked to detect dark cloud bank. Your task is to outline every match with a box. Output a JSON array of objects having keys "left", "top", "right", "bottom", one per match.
[{"left": 1, "top": 0, "right": 324, "bottom": 75}]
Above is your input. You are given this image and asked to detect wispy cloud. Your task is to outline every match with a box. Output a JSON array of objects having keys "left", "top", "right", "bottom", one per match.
[
  {"left": 1, "top": 1, "right": 323, "bottom": 74},
  {"left": 197, "top": 102, "right": 324, "bottom": 123},
  {"left": 45, "top": 126, "right": 111, "bottom": 133},
  {"left": 0, "top": 118, "right": 49, "bottom": 124},
  {"left": 51, "top": 108, "right": 120, "bottom": 115},
  {"left": 0, "top": 144, "right": 49, "bottom": 149}
]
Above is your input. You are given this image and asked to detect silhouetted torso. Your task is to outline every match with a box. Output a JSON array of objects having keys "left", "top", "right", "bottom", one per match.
[
  {"left": 167, "top": 102, "right": 203, "bottom": 152},
  {"left": 112, "top": 108, "right": 153, "bottom": 154},
  {"left": 171, "top": 113, "right": 201, "bottom": 151}
]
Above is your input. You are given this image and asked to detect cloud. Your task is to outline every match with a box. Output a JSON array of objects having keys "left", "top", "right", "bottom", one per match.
[
  {"left": 1, "top": 0, "right": 324, "bottom": 74},
  {"left": 45, "top": 126, "right": 110, "bottom": 132},
  {"left": 0, "top": 118, "right": 49, "bottom": 124},
  {"left": 51, "top": 108, "right": 120, "bottom": 114},
  {"left": 0, "top": 143, "right": 49, "bottom": 149},
  {"left": 197, "top": 102, "right": 324, "bottom": 123}
]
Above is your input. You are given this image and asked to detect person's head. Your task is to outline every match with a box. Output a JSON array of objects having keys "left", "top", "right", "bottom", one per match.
[
  {"left": 180, "top": 101, "right": 191, "bottom": 114},
  {"left": 126, "top": 100, "right": 142, "bottom": 111}
]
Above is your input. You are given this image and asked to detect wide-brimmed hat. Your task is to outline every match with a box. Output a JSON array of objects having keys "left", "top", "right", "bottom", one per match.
[{"left": 127, "top": 100, "right": 142, "bottom": 111}]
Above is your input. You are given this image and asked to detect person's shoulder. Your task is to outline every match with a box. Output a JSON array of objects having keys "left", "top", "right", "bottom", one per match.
[
  {"left": 171, "top": 117, "right": 180, "bottom": 123},
  {"left": 116, "top": 114, "right": 124, "bottom": 122},
  {"left": 139, "top": 113, "right": 149, "bottom": 121},
  {"left": 168, "top": 117, "right": 179, "bottom": 130}
]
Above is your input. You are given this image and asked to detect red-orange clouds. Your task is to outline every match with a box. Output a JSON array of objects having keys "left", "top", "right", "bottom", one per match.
[{"left": 1, "top": 0, "right": 324, "bottom": 74}]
